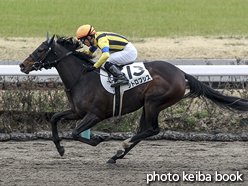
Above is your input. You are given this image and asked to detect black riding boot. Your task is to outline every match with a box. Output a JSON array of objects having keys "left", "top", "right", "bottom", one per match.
[{"left": 108, "top": 65, "right": 129, "bottom": 87}]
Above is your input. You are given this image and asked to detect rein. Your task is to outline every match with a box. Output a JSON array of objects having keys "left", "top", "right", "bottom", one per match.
[
  {"left": 64, "top": 68, "right": 86, "bottom": 92},
  {"left": 28, "top": 41, "right": 87, "bottom": 92},
  {"left": 43, "top": 51, "right": 73, "bottom": 70},
  {"left": 27, "top": 38, "right": 115, "bottom": 92},
  {"left": 30, "top": 42, "right": 74, "bottom": 71}
]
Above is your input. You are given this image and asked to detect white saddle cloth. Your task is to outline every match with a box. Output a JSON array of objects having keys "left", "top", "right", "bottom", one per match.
[{"left": 100, "top": 62, "right": 153, "bottom": 94}]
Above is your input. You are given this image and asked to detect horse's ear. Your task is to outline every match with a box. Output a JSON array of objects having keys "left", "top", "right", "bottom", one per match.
[
  {"left": 47, "top": 32, "right": 49, "bottom": 41},
  {"left": 48, "top": 34, "right": 55, "bottom": 46}
]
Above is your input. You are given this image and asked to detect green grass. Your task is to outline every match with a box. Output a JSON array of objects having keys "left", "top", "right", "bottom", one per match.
[{"left": 1, "top": 0, "right": 248, "bottom": 38}]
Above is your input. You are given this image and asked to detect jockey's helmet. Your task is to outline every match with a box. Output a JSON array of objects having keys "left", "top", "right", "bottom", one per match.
[{"left": 76, "top": 25, "right": 96, "bottom": 39}]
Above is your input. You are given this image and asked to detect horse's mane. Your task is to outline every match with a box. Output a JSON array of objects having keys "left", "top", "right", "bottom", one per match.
[{"left": 56, "top": 35, "right": 94, "bottom": 64}]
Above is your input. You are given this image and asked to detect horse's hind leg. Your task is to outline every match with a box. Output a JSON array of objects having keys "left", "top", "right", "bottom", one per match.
[
  {"left": 128, "top": 87, "right": 184, "bottom": 144},
  {"left": 106, "top": 139, "right": 141, "bottom": 164},
  {"left": 107, "top": 107, "right": 152, "bottom": 164},
  {"left": 130, "top": 105, "right": 160, "bottom": 143}
]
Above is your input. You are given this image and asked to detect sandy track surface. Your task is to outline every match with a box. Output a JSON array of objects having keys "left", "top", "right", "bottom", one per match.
[{"left": 0, "top": 140, "right": 247, "bottom": 186}]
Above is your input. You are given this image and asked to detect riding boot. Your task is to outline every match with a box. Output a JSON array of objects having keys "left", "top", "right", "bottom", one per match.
[{"left": 108, "top": 65, "right": 129, "bottom": 87}]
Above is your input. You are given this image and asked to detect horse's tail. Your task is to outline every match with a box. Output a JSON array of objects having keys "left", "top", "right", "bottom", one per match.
[{"left": 183, "top": 72, "right": 248, "bottom": 111}]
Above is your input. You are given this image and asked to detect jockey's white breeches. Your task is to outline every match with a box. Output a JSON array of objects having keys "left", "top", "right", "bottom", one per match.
[{"left": 106, "top": 42, "right": 137, "bottom": 65}]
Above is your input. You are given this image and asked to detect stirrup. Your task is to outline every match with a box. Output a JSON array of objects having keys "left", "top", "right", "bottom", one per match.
[{"left": 111, "top": 79, "right": 129, "bottom": 87}]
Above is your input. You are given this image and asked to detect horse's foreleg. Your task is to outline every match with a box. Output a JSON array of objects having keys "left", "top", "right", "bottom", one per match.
[
  {"left": 51, "top": 109, "right": 82, "bottom": 156},
  {"left": 72, "top": 112, "right": 105, "bottom": 146}
]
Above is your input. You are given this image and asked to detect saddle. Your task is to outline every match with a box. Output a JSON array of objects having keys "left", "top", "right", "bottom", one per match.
[
  {"left": 99, "top": 62, "right": 153, "bottom": 117},
  {"left": 101, "top": 62, "right": 134, "bottom": 85},
  {"left": 103, "top": 62, "right": 134, "bottom": 75}
]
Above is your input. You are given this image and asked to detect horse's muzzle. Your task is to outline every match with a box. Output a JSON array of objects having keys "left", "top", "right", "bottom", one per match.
[{"left": 19, "top": 63, "right": 29, "bottom": 74}]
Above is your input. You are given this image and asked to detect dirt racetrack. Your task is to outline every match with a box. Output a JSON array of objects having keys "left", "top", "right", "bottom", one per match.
[{"left": 0, "top": 139, "right": 247, "bottom": 186}]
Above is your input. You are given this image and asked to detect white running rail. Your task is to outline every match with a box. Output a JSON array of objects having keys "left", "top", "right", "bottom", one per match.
[{"left": 1, "top": 65, "right": 248, "bottom": 76}]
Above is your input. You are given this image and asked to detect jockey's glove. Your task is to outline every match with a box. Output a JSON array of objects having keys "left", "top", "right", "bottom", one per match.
[{"left": 86, "top": 65, "right": 96, "bottom": 72}]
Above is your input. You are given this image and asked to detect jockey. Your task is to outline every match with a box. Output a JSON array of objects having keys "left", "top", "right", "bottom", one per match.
[{"left": 76, "top": 24, "right": 137, "bottom": 87}]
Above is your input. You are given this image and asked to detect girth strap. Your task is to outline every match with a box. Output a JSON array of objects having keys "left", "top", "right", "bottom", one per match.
[{"left": 113, "top": 87, "right": 124, "bottom": 117}]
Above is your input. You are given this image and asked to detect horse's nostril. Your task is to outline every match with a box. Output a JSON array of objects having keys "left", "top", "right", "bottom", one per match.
[{"left": 19, "top": 63, "right": 25, "bottom": 71}]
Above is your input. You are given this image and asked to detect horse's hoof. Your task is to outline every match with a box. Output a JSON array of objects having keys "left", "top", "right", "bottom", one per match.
[
  {"left": 106, "top": 158, "right": 116, "bottom": 164},
  {"left": 58, "top": 146, "right": 65, "bottom": 156}
]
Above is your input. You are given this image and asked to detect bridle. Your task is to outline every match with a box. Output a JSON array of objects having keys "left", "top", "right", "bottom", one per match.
[
  {"left": 21, "top": 34, "right": 73, "bottom": 74},
  {"left": 31, "top": 40, "right": 73, "bottom": 71},
  {"left": 21, "top": 33, "right": 110, "bottom": 92},
  {"left": 31, "top": 42, "right": 57, "bottom": 70}
]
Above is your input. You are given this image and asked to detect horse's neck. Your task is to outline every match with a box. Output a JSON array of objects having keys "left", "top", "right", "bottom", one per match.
[{"left": 55, "top": 46, "right": 85, "bottom": 89}]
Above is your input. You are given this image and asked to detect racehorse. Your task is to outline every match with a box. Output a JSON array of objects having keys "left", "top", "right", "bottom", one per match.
[{"left": 20, "top": 34, "right": 248, "bottom": 164}]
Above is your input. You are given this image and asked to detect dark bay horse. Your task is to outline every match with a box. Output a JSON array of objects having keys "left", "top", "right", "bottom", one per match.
[{"left": 20, "top": 34, "right": 248, "bottom": 164}]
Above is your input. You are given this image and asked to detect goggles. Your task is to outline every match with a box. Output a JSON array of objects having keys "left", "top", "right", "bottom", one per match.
[{"left": 79, "top": 36, "right": 87, "bottom": 43}]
